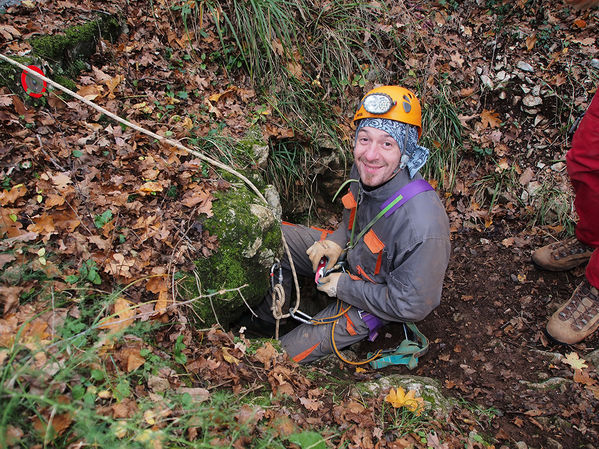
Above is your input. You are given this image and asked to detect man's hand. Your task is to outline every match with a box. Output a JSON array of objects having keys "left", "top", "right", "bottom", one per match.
[
  {"left": 316, "top": 272, "right": 343, "bottom": 297},
  {"left": 306, "top": 240, "right": 343, "bottom": 272}
]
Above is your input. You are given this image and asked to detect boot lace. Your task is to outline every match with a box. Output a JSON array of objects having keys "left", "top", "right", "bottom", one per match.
[
  {"left": 559, "top": 282, "right": 599, "bottom": 331},
  {"left": 552, "top": 238, "right": 593, "bottom": 261}
]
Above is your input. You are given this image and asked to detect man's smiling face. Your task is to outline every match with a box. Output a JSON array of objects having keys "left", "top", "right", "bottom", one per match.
[{"left": 354, "top": 126, "right": 402, "bottom": 187}]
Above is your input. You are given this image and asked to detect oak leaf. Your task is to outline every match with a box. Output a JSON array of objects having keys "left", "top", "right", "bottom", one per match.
[
  {"left": 563, "top": 352, "right": 587, "bottom": 370},
  {"left": 0, "top": 184, "right": 26, "bottom": 205},
  {"left": 50, "top": 172, "right": 72, "bottom": 190},
  {"left": 104, "top": 253, "right": 135, "bottom": 278},
  {"left": 1, "top": 286, "right": 22, "bottom": 315},
  {"left": 27, "top": 213, "right": 56, "bottom": 235},
  {"left": 480, "top": 109, "right": 501, "bottom": 129}
]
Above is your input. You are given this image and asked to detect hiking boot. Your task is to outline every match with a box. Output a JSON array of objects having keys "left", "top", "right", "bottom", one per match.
[
  {"left": 546, "top": 279, "right": 599, "bottom": 344},
  {"left": 532, "top": 237, "right": 594, "bottom": 271}
]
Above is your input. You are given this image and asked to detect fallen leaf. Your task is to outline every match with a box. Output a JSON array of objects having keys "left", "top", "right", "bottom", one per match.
[
  {"left": 563, "top": 352, "right": 587, "bottom": 370},
  {"left": 139, "top": 181, "right": 164, "bottom": 193},
  {"left": 104, "top": 253, "right": 135, "bottom": 278},
  {"left": 299, "top": 397, "right": 322, "bottom": 411},
  {"left": 4, "top": 425, "right": 24, "bottom": 445},
  {"left": 573, "top": 369, "right": 596, "bottom": 386},
  {"left": 255, "top": 341, "right": 278, "bottom": 369},
  {"left": 222, "top": 347, "right": 240, "bottom": 365},
  {"left": 177, "top": 387, "right": 210, "bottom": 402},
  {"left": 0, "top": 184, "right": 27, "bottom": 205},
  {"left": 99, "top": 297, "right": 136, "bottom": 332},
  {"left": 480, "top": 109, "right": 501, "bottom": 129},
  {"left": 126, "top": 348, "right": 146, "bottom": 372},
  {"left": 77, "top": 85, "right": 101, "bottom": 101},
  {"left": 525, "top": 33, "right": 537, "bottom": 50},
  {"left": 1, "top": 286, "right": 22, "bottom": 315},
  {"left": 501, "top": 237, "right": 514, "bottom": 247},
  {"left": 154, "top": 290, "right": 169, "bottom": 315}
]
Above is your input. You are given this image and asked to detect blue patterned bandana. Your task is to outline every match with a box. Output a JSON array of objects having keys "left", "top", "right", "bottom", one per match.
[{"left": 355, "top": 118, "right": 429, "bottom": 179}]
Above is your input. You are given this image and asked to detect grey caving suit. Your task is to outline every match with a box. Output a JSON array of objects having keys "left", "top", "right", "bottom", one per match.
[{"left": 260, "top": 165, "right": 451, "bottom": 363}]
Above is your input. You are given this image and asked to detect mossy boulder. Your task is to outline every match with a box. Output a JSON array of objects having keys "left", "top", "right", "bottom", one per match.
[
  {"left": 180, "top": 180, "right": 283, "bottom": 328},
  {"left": 0, "top": 13, "right": 121, "bottom": 100},
  {"left": 352, "top": 374, "right": 457, "bottom": 416}
]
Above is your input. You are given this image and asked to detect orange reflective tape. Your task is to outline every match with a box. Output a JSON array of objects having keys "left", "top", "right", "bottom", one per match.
[
  {"left": 364, "top": 229, "right": 385, "bottom": 254},
  {"left": 357, "top": 265, "right": 375, "bottom": 283},
  {"left": 293, "top": 342, "right": 320, "bottom": 363},
  {"left": 345, "top": 312, "right": 357, "bottom": 336},
  {"left": 341, "top": 191, "right": 357, "bottom": 209},
  {"left": 349, "top": 273, "right": 361, "bottom": 281},
  {"left": 374, "top": 252, "right": 383, "bottom": 275},
  {"left": 282, "top": 221, "right": 297, "bottom": 227}
]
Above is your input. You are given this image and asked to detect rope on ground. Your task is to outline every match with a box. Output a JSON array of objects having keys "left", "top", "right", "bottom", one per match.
[{"left": 0, "top": 52, "right": 302, "bottom": 329}]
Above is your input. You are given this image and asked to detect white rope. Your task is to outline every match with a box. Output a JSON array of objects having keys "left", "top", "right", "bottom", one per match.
[{"left": 0, "top": 52, "right": 302, "bottom": 329}]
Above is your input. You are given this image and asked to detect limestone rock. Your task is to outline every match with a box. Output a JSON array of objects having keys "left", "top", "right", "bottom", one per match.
[
  {"left": 181, "top": 180, "right": 283, "bottom": 328},
  {"left": 353, "top": 374, "right": 456, "bottom": 416}
]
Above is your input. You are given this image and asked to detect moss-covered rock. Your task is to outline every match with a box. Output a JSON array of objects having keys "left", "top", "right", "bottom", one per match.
[
  {"left": 30, "top": 14, "right": 120, "bottom": 69},
  {"left": 352, "top": 374, "right": 457, "bottom": 416},
  {"left": 180, "top": 180, "right": 283, "bottom": 328},
  {"left": 0, "top": 13, "right": 121, "bottom": 100}
]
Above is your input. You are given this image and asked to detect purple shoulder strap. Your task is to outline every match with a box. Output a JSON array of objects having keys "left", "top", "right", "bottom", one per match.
[{"left": 380, "top": 179, "right": 434, "bottom": 218}]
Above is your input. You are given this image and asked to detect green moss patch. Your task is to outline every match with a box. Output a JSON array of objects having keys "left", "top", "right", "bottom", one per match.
[{"left": 181, "top": 182, "right": 282, "bottom": 328}]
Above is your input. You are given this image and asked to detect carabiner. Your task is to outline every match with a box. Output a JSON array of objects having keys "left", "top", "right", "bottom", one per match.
[
  {"left": 289, "top": 308, "right": 315, "bottom": 325},
  {"left": 270, "top": 259, "right": 283, "bottom": 289}
]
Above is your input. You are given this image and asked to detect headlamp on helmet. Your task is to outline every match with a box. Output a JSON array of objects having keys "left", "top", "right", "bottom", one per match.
[{"left": 362, "top": 93, "right": 394, "bottom": 115}]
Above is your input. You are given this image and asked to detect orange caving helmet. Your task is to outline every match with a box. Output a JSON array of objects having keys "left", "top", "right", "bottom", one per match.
[{"left": 353, "top": 85, "right": 422, "bottom": 138}]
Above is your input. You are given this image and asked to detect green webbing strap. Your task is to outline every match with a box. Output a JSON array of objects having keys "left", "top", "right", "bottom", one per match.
[
  {"left": 349, "top": 193, "right": 403, "bottom": 250},
  {"left": 332, "top": 179, "right": 405, "bottom": 251},
  {"left": 367, "top": 322, "right": 429, "bottom": 370}
]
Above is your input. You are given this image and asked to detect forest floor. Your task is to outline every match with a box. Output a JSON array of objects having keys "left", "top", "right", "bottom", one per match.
[{"left": 1, "top": 0, "right": 598, "bottom": 448}]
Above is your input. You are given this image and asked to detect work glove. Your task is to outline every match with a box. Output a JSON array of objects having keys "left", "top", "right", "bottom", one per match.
[
  {"left": 306, "top": 240, "right": 343, "bottom": 272},
  {"left": 316, "top": 272, "right": 343, "bottom": 298}
]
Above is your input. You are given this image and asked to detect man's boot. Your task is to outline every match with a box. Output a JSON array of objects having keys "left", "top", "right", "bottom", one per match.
[
  {"left": 532, "top": 236, "right": 594, "bottom": 271},
  {"left": 546, "top": 279, "right": 599, "bottom": 344}
]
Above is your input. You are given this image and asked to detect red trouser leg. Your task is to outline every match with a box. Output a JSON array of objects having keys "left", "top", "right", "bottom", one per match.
[{"left": 566, "top": 90, "right": 599, "bottom": 288}]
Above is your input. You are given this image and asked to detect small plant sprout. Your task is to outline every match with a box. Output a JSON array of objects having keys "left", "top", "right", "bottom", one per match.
[{"left": 384, "top": 387, "right": 425, "bottom": 415}]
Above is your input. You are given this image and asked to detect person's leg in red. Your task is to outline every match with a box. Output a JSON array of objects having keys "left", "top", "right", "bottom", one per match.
[{"left": 546, "top": 91, "right": 599, "bottom": 344}]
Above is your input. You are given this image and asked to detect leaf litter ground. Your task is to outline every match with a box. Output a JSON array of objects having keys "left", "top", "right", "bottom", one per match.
[{"left": 0, "top": 0, "right": 598, "bottom": 448}]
